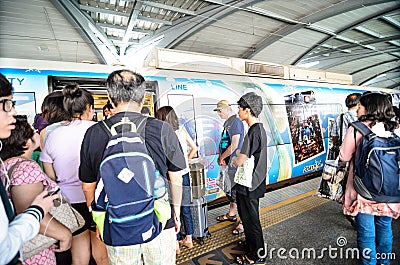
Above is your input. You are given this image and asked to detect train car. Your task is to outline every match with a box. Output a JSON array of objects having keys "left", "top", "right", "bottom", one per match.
[{"left": 1, "top": 48, "right": 399, "bottom": 202}]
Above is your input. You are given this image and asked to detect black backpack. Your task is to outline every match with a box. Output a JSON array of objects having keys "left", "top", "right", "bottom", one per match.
[{"left": 352, "top": 121, "right": 400, "bottom": 203}]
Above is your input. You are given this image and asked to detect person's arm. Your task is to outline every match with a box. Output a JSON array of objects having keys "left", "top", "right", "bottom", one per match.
[
  {"left": 230, "top": 150, "right": 248, "bottom": 167},
  {"left": 184, "top": 129, "right": 198, "bottom": 160},
  {"left": 42, "top": 162, "right": 57, "bottom": 182},
  {"left": 219, "top": 134, "right": 240, "bottom": 162},
  {"left": 82, "top": 182, "right": 96, "bottom": 208},
  {"left": 168, "top": 170, "right": 182, "bottom": 233},
  {"left": 339, "top": 126, "right": 362, "bottom": 162},
  {"left": 39, "top": 128, "right": 47, "bottom": 150},
  {"left": 40, "top": 135, "right": 57, "bottom": 182},
  {"left": 0, "top": 190, "right": 58, "bottom": 264},
  {"left": 79, "top": 130, "right": 98, "bottom": 208},
  {"left": 11, "top": 183, "right": 72, "bottom": 252}
]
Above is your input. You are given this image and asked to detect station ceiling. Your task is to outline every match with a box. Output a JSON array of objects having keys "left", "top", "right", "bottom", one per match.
[{"left": 1, "top": 0, "right": 399, "bottom": 89}]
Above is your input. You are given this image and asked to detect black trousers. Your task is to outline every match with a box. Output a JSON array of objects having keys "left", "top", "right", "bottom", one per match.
[{"left": 236, "top": 193, "right": 265, "bottom": 261}]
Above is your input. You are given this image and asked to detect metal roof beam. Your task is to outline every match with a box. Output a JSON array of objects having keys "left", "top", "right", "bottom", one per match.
[
  {"left": 387, "top": 81, "right": 400, "bottom": 89},
  {"left": 127, "top": 0, "right": 261, "bottom": 54},
  {"left": 120, "top": 2, "right": 143, "bottom": 56},
  {"left": 241, "top": 0, "right": 396, "bottom": 59},
  {"left": 201, "top": 0, "right": 232, "bottom": 4},
  {"left": 382, "top": 16, "right": 400, "bottom": 29},
  {"left": 318, "top": 48, "right": 400, "bottom": 70},
  {"left": 109, "top": 37, "right": 139, "bottom": 44},
  {"left": 355, "top": 26, "right": 384, "bottom": 38},
  {"left": 96, "top": 23, "right": 152, "bottom": 34},
  {"left": 304, "top": 34, "right": 400, "bottom": 59},
  {"left": 351, "top": 59, "right": 399, "bottom": 75},
  {"left": 293, "top": 4, "right": 400, "bottom": 65},
  {"left": 51, "top": 0, "right": 119, "bottom": 64},
  {"left": 79, "top": 4, "right": 172, "bottom": 25},
  {"left": 79, "top": 4, "right": 130, "bottom": 17},
  {"left": 245, "top": 6, "right": 300, "bottom": 24},
  {"left": 142, "top": 1, "right": 195, "bottom": 16},
  {"left": 138, "top": 16, "right": 172, "bottom": 26},
  {"left": 360, "top": 67, "right": 400, "bottom": 86}
]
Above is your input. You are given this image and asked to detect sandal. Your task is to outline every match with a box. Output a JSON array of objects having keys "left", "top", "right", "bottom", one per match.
[
  {"left": 216, "top": 213, "right": 237, "bottom": 222},
  {"left": 237, "top": 239, "right": 247, "bottom": 250},
  {"left": 232, "top": 222, "right": 244, "bottom": 235},
  {"left": 234, "top": 254, "right": 265, "bottom": 265}
]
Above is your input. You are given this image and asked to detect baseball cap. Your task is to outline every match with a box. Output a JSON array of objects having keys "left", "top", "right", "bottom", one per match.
[{"left": 213, "top": 100, "right": 231, "bottom": 111}]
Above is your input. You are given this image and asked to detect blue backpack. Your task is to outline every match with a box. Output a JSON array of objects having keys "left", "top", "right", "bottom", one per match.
[
  {"left": 93, "top": 117, "right": 163, "bottom": 246},
  {"left": 352, "top": 121, "right": 400, "bottom": 203}
]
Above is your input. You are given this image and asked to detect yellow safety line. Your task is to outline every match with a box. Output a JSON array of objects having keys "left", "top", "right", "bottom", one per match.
[
  {"left": 209, "top": 190, "right": 317, "bottom": 233},
  {"left": 177, "top": 189, "right": 328, "bottom": 264}
]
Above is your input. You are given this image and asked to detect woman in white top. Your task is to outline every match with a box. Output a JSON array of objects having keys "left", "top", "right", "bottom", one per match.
[
  {"left": 156, "top": 106, "right": 198, "bottom": 253},
  {"left": 41, "top": 85, "right": 108, "bottom": 265}
]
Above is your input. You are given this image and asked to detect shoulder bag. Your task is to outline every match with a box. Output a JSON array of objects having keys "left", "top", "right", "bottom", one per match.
[{"left": 7, "top": 160, "right": 85, "bottom": 260}]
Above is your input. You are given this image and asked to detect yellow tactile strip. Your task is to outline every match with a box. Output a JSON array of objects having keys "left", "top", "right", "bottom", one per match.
[{"left": 176, "top": 191, "right": 329, "bottom": 264}]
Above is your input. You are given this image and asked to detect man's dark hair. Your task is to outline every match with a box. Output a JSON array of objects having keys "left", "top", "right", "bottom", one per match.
[
  {"left": 106, "top": 70, "right": 146, "bottom": 106},
  {"left": 345, "top": 93, "right": 362, "bottom": 108},
  {"left": 0, "top": 73, "right": 13, "bottom": 97},
  {"left": 237, "top": 92, "right": 263, "bottom": 117}
]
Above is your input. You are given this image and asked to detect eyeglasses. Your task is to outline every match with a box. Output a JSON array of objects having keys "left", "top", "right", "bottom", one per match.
[{"left": 0, "top": 99, "right": 16, "bottom": 112}]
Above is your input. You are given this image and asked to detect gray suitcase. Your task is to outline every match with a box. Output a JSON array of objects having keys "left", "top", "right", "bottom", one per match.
[{"left": 182, "top": 196, "right": 211, "bottom": 245}]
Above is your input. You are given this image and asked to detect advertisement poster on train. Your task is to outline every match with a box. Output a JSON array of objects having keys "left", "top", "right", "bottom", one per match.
[{"left": 284, "top": 91, "right": 324, "bottom": 164}]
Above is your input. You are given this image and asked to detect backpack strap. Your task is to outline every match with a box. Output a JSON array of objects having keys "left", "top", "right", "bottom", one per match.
[
  {"left": 351, "top": 121, "right": 373, "bottom": 137},
  {"left": 100, "top": 120, "right": 112, "bottom": 138},
  {"left": 338, "top": 113, "right": 344, "bottom": 143}
]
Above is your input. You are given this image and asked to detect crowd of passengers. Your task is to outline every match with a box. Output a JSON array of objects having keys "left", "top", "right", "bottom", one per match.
[{"left": 1, "top": 70, "right": 400, "bottom": 265}]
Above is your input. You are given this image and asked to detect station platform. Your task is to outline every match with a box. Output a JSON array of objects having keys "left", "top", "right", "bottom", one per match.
[{"left": 177, "top": 178, "right": 400, "bottom": 265}]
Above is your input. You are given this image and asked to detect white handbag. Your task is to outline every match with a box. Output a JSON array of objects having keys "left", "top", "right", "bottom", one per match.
[{"left": 234, "top": 156, "right": 254, "bottom": 188}]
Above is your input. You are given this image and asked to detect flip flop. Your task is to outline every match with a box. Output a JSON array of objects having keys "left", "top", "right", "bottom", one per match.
[{"left": 216, "top": 213, "right": 237, "bottom": 222}]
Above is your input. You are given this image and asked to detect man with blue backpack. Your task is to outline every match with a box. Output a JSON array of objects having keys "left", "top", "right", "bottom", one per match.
[
  {"left": 340, "top": 92, "right": 400, "bottom": 265},
  {"left": 79, "top": 70, "right": 186, "bottom": 264}
]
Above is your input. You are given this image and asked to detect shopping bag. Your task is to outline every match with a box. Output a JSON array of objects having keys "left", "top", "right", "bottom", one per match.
[
  {"left": 316, "top": 159, "right": 349, "bottom": 202},
  {"left": 234, "top": 156, "right": 254, "bottom": 188}
]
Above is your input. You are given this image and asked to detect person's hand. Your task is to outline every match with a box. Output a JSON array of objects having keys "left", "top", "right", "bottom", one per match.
[
  {"left": 230, "top": 156, "right": 237, "bottom": 167},
  {"left": 30, "top": 190, "right": 60, "bottom": 215},
  {"left": 174, "top": 213, "right": 181, "bottom": 234},
  {"left": 52, "top": 229, "right": 72, "bottom": 252},
  {"left": 217, "top": 156, "right": 225, "bottom": 166},
  {"left": 218, "top": 158, "right": 226, "bottom": 166},
  {"left": 96, "top": 226, "right": 101, "bottom": 240}
]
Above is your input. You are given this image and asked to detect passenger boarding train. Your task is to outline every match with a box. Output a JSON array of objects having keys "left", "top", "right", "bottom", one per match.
[{"left": 1, "top": 48, "right": 399, "bottom": 202}]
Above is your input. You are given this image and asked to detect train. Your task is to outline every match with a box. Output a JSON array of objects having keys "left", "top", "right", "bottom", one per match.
[{"left": 1, "top": 48, "right": 399, "bottom": 202}]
